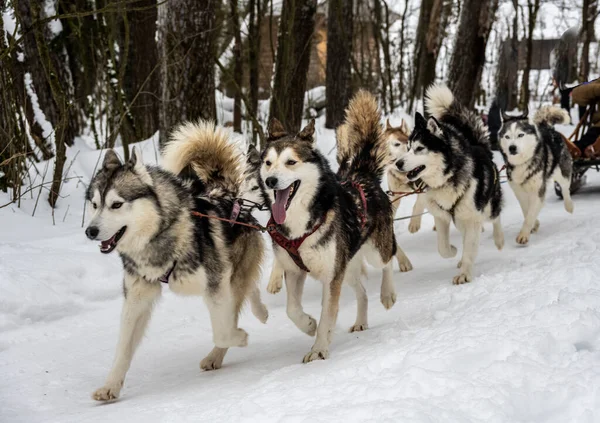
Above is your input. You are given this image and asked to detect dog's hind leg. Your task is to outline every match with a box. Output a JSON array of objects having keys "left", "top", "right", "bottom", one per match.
[
  {"left": 92, "top": 276, "right": 161, "bottom": 402},
  {"left": 249, "top": 285, "right": 269, "bottom": 324},
  {"left": 493, "top": 217, "right": 504, "bottom": 251},
  {"left": 394, "top": 242, "right": 413, "bottom": 272},
  {"left": 266, "top": 259, "right": 284, "bottom": 294},
  {"left": 453, "top": 220, "right": 481, "bottom": 284},
  {"left": 554, "top": 170, "right": 574, "bottom": 214},
  {"left": 434, "top": 216, "right": 457, "bottom": 258},
  {"left": 205, "top": 278, "right": 249, "bottom": 349},
  {"left": 303, "top": 274, "right": 344, "bottom": 363},
  {"left": 346, "top": 258, "right": 368, "bottom": 332},
  {"left": 408, "top": 194, "right": 427, "bottom": 233},
  {"left": 285, "top": 268, "right": 317, "bottom": 336}
]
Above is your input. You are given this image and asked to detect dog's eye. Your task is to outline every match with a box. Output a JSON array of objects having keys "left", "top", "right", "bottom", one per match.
[
  {"left": 265, "top": 160, "right": 272, "bottom": 166},
  {"left": 286, "top": 160, "right": 297, "bottom": 166},
  {"left": 111, "top": 202, "right": 123, "bottom": 209},
  {"left": 251, "top": 186, "right": 259, "bottom": 191},
  {"left": 518, "top": 133, "right": 525, "bottom": 138},
  {"left": 393, "top": 143, "right": 401, "bottom": 147},
  {"left": 414, "top": 146, "right": 424, "bottom": 153},
  {"left": 92, "top": 202, "right": 98, "bottom": 209},
  {"left": 505, "top": 135, "right": 510, "bottom": 139}
]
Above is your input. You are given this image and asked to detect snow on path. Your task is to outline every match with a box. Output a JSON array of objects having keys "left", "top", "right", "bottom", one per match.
[{"left": 2, "top": 153, "right": 600, "bottom": 422}]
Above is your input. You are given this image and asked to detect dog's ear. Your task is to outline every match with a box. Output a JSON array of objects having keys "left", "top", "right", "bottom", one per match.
[
  {"left": 267, "top": 118, "right": 287, "bottom": 142},
  {"left": 102, "top": 149, "right": 122, "bottom": 171},
  {"left": 414, "top": 112, "right": 427, "bottom": 131},
  {"left": 246, "top": 144, "right": 261, "bottom": 166},
  {"left": 297, "top": 119, "right": 315, "bottom": 142},
  {"left": 427, "top": 116, "right": 444, "bottom": 137},
  {"left": 129, "top": 147, "right": 153, "bottom": 185},
  {"left": 385, "top": 118, "right": 393, "bottom": 130},
  {"left": 400, "top": 119, "right": 410, "bottom": 135}
]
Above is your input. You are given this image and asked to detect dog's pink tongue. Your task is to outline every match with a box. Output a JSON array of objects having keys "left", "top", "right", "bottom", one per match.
[{"left": 272, "top": 187, "right": 291, "bottom": 224}]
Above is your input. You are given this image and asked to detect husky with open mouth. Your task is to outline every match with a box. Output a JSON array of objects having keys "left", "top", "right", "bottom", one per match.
[
  {"left": 84, "top": 121, "right": 267, "bottom": 401},
  {"left": 260, "top": 91, "right": 398, "bottom": 363},
  {"left": 397, "top": 84, "right": 504, "bottom": 284},
  {"left": 385, "top": 118, "right": 429, "bottom": 235}
]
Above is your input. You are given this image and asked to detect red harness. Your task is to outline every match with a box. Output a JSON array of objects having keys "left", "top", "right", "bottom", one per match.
[
  {"left": 267, "top": 217, "right": 322, "bottom": 272},
  {"left": 342, "top": 181, "right": 368, "bottom": 229}
]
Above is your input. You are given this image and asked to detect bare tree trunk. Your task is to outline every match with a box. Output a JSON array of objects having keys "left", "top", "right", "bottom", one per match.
[
  {"left": 158, "top": 0, "right": 217, "bottom": 146},
  {"left": 519, "top": 0, "right": 541, "bottom": 110},
  {"left": 230, "top": 0, "right": 243, "bottom": 133},
  {"left": 382, "top": 2, "right": 395, "bottom": 113},
  {"left": 122, "top": 0, "right": 159, "bottom": 142},
  {"left": 580, "top": 0, "right": 598, "bottom": 82},
  {"left": 448, "top": 0, "right": 499, "bottom": 108},
  {"left": 409, "top": 0, "right": 434, "bottom": 112},
  {"left": 495, "top": 0, "right": 519, "bottom": 112},
  {"left": 248, "top": 0, "right": 268, "bottom": 145},
  {"left": 325, "top": 0, "right": 353, "bottom": 129},
  {"left": 397, "top": 0, "right": 410, "bottom": 106},
  {"left": 270, "top": 0, "right": 317, "bottom": 132}
]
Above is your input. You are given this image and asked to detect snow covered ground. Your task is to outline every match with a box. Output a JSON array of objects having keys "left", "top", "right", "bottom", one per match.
[{"left": 2, "top": 120, "right": 600, "bottom": 422}]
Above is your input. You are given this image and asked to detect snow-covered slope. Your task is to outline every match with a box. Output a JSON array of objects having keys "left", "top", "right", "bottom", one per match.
[{"left": 1, "top": 120, "right": 600, "bottom": 422}]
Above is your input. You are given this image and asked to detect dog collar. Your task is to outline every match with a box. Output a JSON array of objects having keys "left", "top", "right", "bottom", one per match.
[
  {"left": 159, "top": 261, "right": 177, "bottom": 284},
  {"left": 266, "top": 218, "right": 322, "bottom": 273}
]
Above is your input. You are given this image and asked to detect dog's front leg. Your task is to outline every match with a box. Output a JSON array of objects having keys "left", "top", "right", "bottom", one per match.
[
  {"left": 434, "top": 216, "right": 457, "bottom": 258},
  {"left": 303, "top": 275, "right": 343, "bottom": 363},
  {"left": 408, "top": 194, "right": 427, "bottom": 233},
  {"left": 266, "top": 258, "right": 284, "bottom": 294},
  {"left": 92, "top": 276, "right": 161, "bottom": 402},
  {"left": 285, "top": 268, "right": 316, "bottom": 336},
  {"left": 517, "top": 194, "right": 544, "bottom": 245},
  {"left": 453, "top": 221, "right": 481, "bottom": 284}
]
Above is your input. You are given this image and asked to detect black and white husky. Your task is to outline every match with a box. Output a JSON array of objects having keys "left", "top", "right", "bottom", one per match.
[
  {"left": 498, "top": 106, "right": 573, "bottom": 245},
  {"left": 85, "top": 121, "right": 267, "bottom": 401},
  {"left": 259, "top": 91, "right": 397, "bottom": 362},
  {"left": 397, "top": 84, "right": 504, "bottom": 284}
]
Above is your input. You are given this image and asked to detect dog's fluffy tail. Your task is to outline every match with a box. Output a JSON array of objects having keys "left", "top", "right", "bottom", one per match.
[
  {"left": 162, "top": 120, "right": 242, "bottom": 194},
  {"left": 533, "top": 106, "right": 570, "bottom": 127},
  {"left": 425, "top": 83, "right": 491, "bottom": 150},
  {"left": 337, "top": 90, "right": 387, "bottom": 178}
]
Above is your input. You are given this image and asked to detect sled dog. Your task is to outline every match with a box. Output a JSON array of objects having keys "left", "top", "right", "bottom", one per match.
[
  {"left": 498, "top": 106, "right": 573, "bottom": 245},
  {"left": 259, "top": 91, "right": 397, "bottom": 362},
  {"left": 397, "top": 84, "right": 504, "bottom": 284},
  {"left": 85, "top": 121, "right": 267, "bottom": 401}
]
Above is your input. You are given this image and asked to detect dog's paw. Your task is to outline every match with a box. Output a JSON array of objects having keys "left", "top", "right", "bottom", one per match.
[
  {"left": 440, "top": 245, "right": 457, "bottom": 259},
  {"left": 494, "top": 232, "right": 505, "bottom": 251},
  {"left": 516, "top": 231, "right": 530, "bottom": 245},
  {"left": 565, "top": 200, "right": 574, "bottom": 214},
  {"left": 300, "top": 315, "right": 317, "bottom": 337},
  {"left": 531, "top": 220, "right": 540, "bottom": 233},
  {"left": 200, "top": 354, "right": 224, "bottom": 371},
  {"left": 408, "top": 220, "right": 421, "bottom": 233},
  {"left": 302, "top": 348, "right": 329, "bottom": 363},
  {"left": 452, "top": 272, "right": 472, "bottom": 285},
  {"left": 349, "top": 323, "right": 368, "bottom": 333},
  {"left": 252, "top": 302, "right": 269, "bottom": 324},
  {"left": 380, "top": 292, "right": 396, "bottom": 310},
  {"left": 397, "top": 258, "right": 413, "bottom": 272},
  {"left": 266, "top": 278, "right": 282, "bottom": 294},
  {"left": 92, "top": 382, "right": 122, "bottom": 402}
]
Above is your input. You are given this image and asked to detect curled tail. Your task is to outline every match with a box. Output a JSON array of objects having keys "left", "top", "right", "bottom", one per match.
[
  {"left": 425, "top": 83, "right": 491, "bottom": 150},
  {"left": 336, "top": 90, "right": 387, "bottom": 178},
  {"left": 162, "top": 120, "right": 242, "bottom": 195},
  {"left": 533, "top": 106, "right": 570, "bottom": 126}
]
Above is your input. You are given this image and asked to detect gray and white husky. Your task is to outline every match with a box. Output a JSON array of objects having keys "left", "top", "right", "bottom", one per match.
[
  {"left": 85, "top": 121, "right": 267, "bottom": 401},
  {"left": 498, "top": 106, "right": 573, "bottom": 245},
  {"left": 259, "top": 91, "right": 398, "bottom": 362},
  {"left": 397, "top": 84, "right": 504, "bottom": 284}
]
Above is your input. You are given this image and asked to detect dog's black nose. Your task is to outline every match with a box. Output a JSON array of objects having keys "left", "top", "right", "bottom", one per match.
[
  {"left": 86, "top": 226, "right": 99, "bottom": 240},
  {"left": 265, "top": 177, "right": 278, "bottom": 189},
  {"left": 395, "top": 160, "right": 405, "bottom": 171},
  {"left": 509, "top": 145, "right": 518, "bottom": 155}
]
